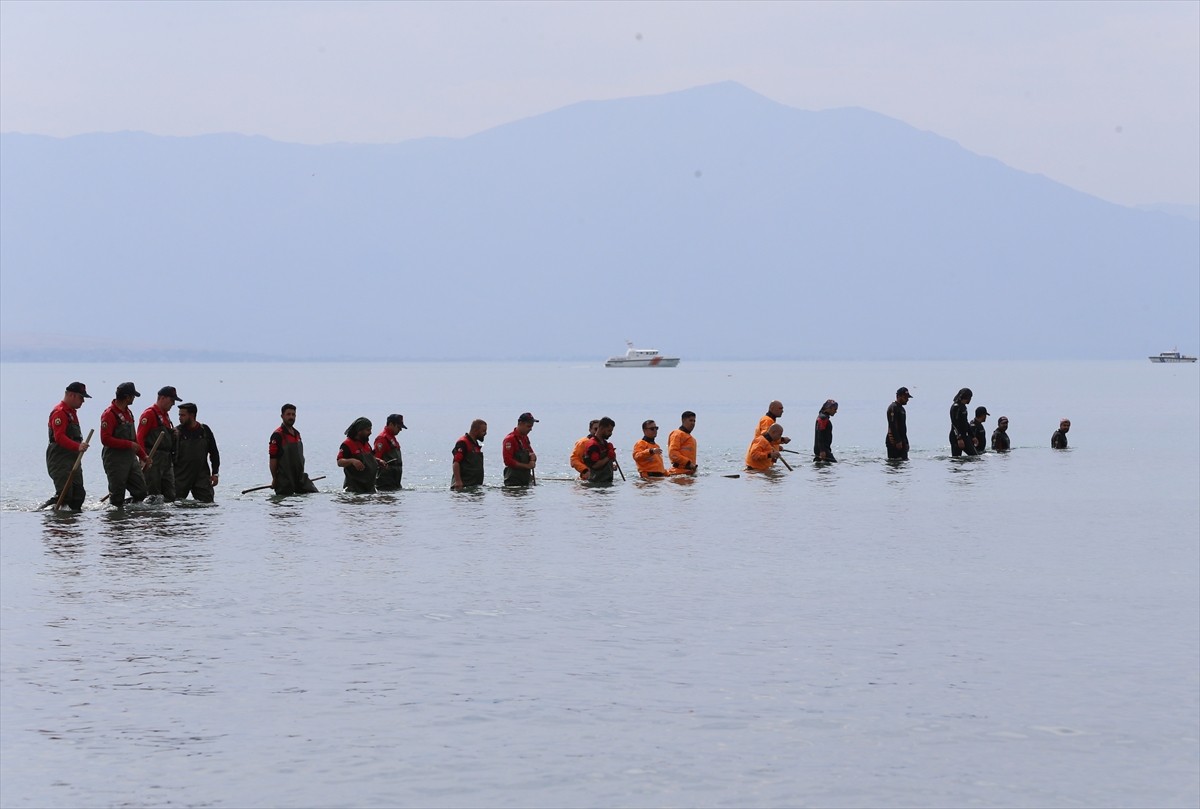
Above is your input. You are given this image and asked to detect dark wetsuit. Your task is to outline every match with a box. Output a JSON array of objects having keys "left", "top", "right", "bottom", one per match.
[
  {"left": 813, "top": 415, "right": 836, "bottom": 462},
  {"left": 583, "top": 437, "right": 616, "bottom": 484},
  {"left": 452, "top": 434, "right": 485, "bottom": 487},
  {"left": 46, "top": 401, "right": 86, "bottom": 510},
  {"left": 886, "top": 401, "right": 908, "bottom": 460},
  {"left": 949, "top": 403, "right": 977, "bottom": 457},
  {"left": 270, "top": 425, "right": 318, "bottom": 496},
  {"left": 374, "top": 429, "right": 403, "bottom": 490},
  {"left": 175, "top": 422, "right": 219, "bottom": 502},
  {"left": 969, "top": 420, "right": 988, "bottom": 454},
  {"left": 101, "top": 402, "right": 148, "bottom": 507},
  {"left": 339, "top": 437, "right": 378, "bottom": 494},
  {"left": 1051, "top": 430, "right": 1069, "bottom": 449},
  {"left": 991, "top": 428, "right": 1010, "bottom": 452}
]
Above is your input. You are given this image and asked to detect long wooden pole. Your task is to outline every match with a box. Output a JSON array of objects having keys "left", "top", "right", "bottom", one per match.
[
  {"left": 241, "top": 475, "right": 325, "bottom": 495},
  {"left": 44, "top": 429, "right": 93, "bottom": 511}
]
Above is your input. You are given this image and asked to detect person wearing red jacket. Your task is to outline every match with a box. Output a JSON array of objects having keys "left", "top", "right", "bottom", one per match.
[
  {"left": 138, "top": 385, "right": 181, "bottom": 501},
  {"left": 101, "top": 382, "right": 149, "bottom": 508},
  {"left": 46, "top": 381, "right": 92, "bottom": 510},
  {"left": 583, "top": 417, "right": 618, "bottom": 485},
  {"left": 502, "top": 413, "right": 539, "bottom": 487}
]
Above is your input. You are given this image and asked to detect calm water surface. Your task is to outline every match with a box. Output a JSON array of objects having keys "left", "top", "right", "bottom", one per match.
[{"left": 2, "top": 361, "right": 1197, "bottom": 808}]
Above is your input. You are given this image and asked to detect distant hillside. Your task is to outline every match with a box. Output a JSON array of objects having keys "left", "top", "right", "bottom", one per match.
[{"left": 2, "top": 82, "right": 1196, "bottom": 360}]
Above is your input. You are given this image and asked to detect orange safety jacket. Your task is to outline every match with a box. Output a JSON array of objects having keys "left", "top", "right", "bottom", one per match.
[
  {"left": 756, "top": 414, "right": 777, "bottom": 438},
  {"left": 745, "top": 434, "right": 777, "bottom": 471},
  {"left": 632, "top": 438, "right": 667, "bottom": 478},
  {"left": 667, "top": 429, "right": 697, "bottom": 474},
  {"left": 570, "top": 436, "right": 591, "bottom": 475}
]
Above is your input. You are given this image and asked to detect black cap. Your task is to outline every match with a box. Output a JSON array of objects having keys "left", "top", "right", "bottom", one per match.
[
  {"left": 386, "top": 414, "right": 407, "bottom": 429},
  {"left": 518, "top": 412, "right": 539, "bottom": 423},
  {"left": 897, "top": 387, "right": 913, "bottom": 398},
  {"left": 158, "top": 386, "right": 182, "bottom": 402},
  {"left": 116, "top": 381, "right": 140, "bottom": 398},
  {"left": 998, "top": 416, "right": 1009, "bottom": 423},
  {"left": 66, "top": 381, "right": 91, "bottom": 398},
  {"left": 976, "top": 406, "right": 990, "bottom": 417}
]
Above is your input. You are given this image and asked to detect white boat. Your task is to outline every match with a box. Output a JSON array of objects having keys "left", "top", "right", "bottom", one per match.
[
  {"left": 1148, "top": 349, "right": 1197, "bottom": 363},
  {"left": 605, "top": 341, "right": 680, "bottom": 368}
]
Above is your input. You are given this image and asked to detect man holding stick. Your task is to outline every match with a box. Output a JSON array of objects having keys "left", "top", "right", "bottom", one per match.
[
  {"left": 139, "top": 385, "right": 181, "bottom": 501},
  {"left": 45, "top": 381, "right": 92, "bottom": 511},
  {"left": 269, "top": 403, "right": 319, "bottom": 496}
]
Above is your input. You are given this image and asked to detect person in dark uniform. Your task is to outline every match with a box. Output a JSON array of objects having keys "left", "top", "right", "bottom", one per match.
[
  {"left": 502, "top": 413, "right": 539, "bottom": 486},
  {"left": 46, "top": 381, "right": 92, "bottom": 510},
  {"left": 969, "top": 406, "right": 990, "bottom": 453},
  {"left": 886, "top": 387, "right": 912, "bottom": 460},
  {"left": 338, "top": 417, "right": 379, "bottom": 494},
  {"left": 269, "top": 403, "right": 319, "bottom": 496},
  {"left": 374, "top": 414, "right": 406, "bottom": 491},
  {"left": 584, "top": 417, "right": 618, "bottom": 484},
  {"left": 813, "top": 400, "right": 839, "bottom": 462},
  {"left": 101, "top": 382, "right": 150, "bottom": 507},
  {"left": 991, "top": 416, "right": 1011, "bottom": 451},
  {"left": 451, "top": 419, "right": 488, "bottom": 490},
  {"left": 174, "top": 402, "right": 220, "bottom": 502},
  {"left": 138, "top": 385, "right": 181, "bottom": 501},
  {"left": 1051, "top": 419, "right": 1071, "bottom": 449},
  {"left": 949, "top": 387, "right": 977, "bottom": 457}
]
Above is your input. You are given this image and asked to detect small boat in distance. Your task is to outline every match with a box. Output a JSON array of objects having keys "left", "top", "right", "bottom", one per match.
[
  {"left": 1148, "top": 349, "right": 1197, "bottom": 363},
  {"left": 605, "top": 341, "right": 681, "bottom": 368}
]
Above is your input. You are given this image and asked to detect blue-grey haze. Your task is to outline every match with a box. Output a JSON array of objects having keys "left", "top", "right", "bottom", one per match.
[{"left": 1, "top": 84, "right": 1196, "bottom": 363}]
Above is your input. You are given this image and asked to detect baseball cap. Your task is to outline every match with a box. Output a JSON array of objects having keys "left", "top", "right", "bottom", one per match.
[
  {"left": 66, "top": 381, "right": 91, "bottom": 398},
  {"left": 116, "top": 382, "right": 141, "bottom": 398},
  {"left": 386, "top": 414, "right": 407, "bottom": 429},
  {"left": 896, "top": 387, "right": 913, "bottom": 398},
  {"left": 975, "top": 406, "right": 990, "bottom": 417},
  {"left": 158, "top": 386, "right": 182, "bottom": 402},
  {"left": 518, "top": 412, "right": 539, "bottom": 423}
]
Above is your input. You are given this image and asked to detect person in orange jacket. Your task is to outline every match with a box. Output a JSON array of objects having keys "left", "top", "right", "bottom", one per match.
[
  {"left": 632, "top": 420, "right": 668, "bottom": 478},
  {"left": 570, "top": 419, "right": 599, "bottom": 479},
  {"left": 756, "top": 400, "right": 791, "bottom": 444},
  {"left": 667, "top": 411, "right": 697, "bottom": 475},
  {"left": 746, "top": 424, "right": 783, "bottom": 471}
]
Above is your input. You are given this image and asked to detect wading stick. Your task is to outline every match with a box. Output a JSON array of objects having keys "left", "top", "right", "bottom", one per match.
[
  {"left": 241, "top": 475, "right": 325, "bottom": 495},
  {"left": 42, "top": 429, "right": 94, "bottom": 511},
  {"left": 101, "top": 431, "right": 166, "bottom": 503}
]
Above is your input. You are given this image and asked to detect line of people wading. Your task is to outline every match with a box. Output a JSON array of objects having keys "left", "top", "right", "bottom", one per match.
[{"left": 44, "top": 381, "right": 1073, "bottom": 510}]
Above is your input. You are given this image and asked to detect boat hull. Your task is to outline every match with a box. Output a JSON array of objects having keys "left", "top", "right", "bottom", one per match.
[
  {"left": 1149, "top": 356, "right": 1197, "bottom": 363},
  {"left": 605, "top": 357, "right": 681, "bottom": 368}
]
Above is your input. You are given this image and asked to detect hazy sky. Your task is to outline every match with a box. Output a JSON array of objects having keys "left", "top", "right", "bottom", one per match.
[{"left": 2, "top": 0, "right": 1196, "bottom": 207}]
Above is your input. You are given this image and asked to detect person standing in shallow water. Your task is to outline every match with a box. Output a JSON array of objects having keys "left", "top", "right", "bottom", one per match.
[
  {"left": 451, "top": 419, "right": 487, "bottom": 490},
  {"left": 949, "top": 388, "right": 977, "bottom": 457},
  {"left": 46, "top": 381, "right": 92, "bottom": 511},
  {"left": 584, "top": 417, "right": 617, "bottom": 484},
  {"left": 814, "top": 400, "right": 839, "bottom": 463},
  {"left": 886, "top": 387, "right": 912, "bottom": 460},
  {"left": 632, "top": 419, "right": 667, "bottom": 479},
  {"left": 174, "top": 402, "right": 220, "bottom": 502},
  {"left": 667, "top": 411, "right": 698, "bottom": 475},
  {"left": 101, "top": 382, "right": 150, "bottom": 508},
  {"left": 502, "top": 413, "right": 539, "bottom": 487},
  {"left": 571, "top": 420, "right": 599, "bottom": 480},
  {"left": 1051, "top": 419, "right": 1071, "bottom": 449},
  {"left": 991, "top": 416, "right": 1011, "bottom": 451},
  {"left": 338, "top": 417, "right": 379, "bottom": 494},
  {"left": 139, "top": 385, "right": 181, "bottom": 501},
  {"left": 270, "top": 403, "right": 319, "bottom": 496},
  {"left": 969, "top": 406, "right": 990, "bottom": 454},
  {"left": 374, "top": 414, "right": 406, "bottom": 491}
]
